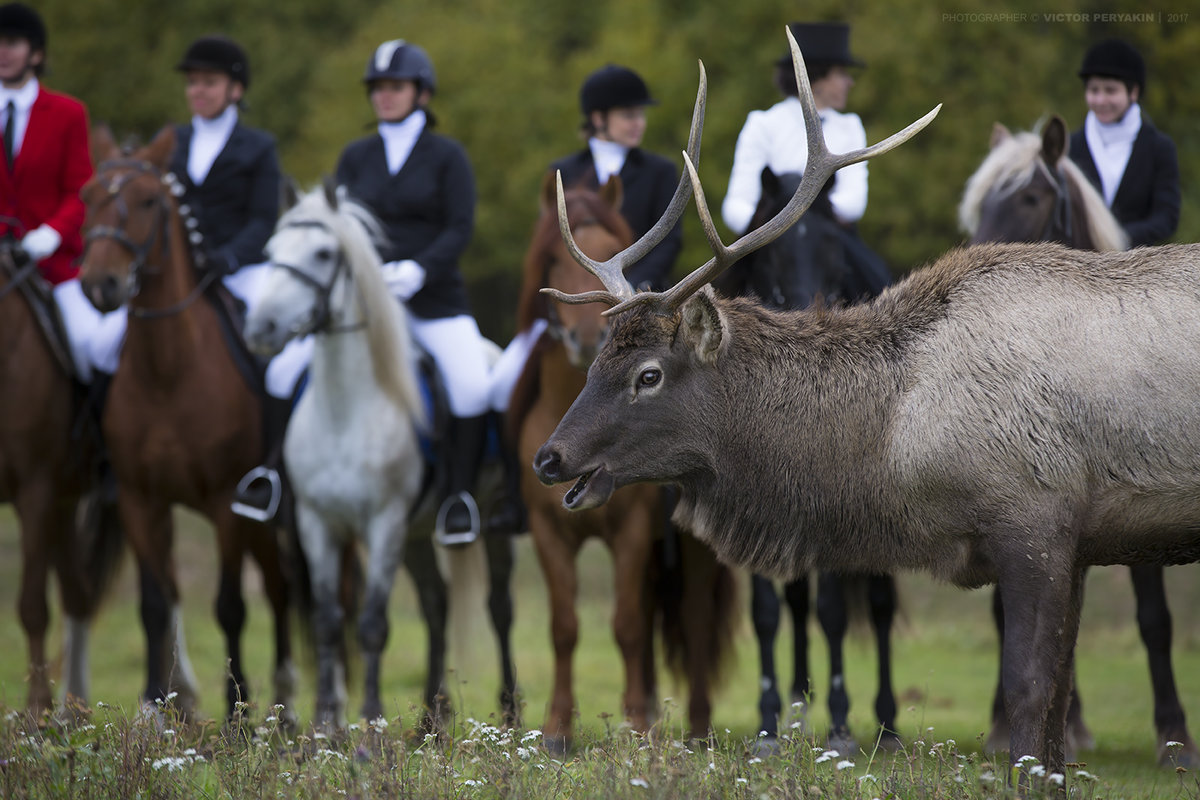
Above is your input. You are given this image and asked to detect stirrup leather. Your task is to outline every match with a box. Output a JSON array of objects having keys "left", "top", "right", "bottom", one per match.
[
  {"left": 231, "top": 466, "right": 282, "bottom": 522},
  {"left": 434, "top": 490, "right": 480, "bottom": 548}
]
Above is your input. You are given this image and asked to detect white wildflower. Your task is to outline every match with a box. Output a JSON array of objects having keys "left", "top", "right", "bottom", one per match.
[
  {"left": 748, "top": 757, "right": 762, "bottom": 765},
  {"left": 1016, "top": 754, "right": 1039, "bottom": 765},
  {"left": 1029, "top": 765, "right": 1046, "bottom": 777},
  {"left": 836, "top": 759, "right": 855, "bottom": 770},
  {"left": 1048, "top": 773, "right": 1064, "bottom": 786},
  {"left": 630, "top": 778, "right": 649, "bottom": 788},
  {"left": 736, "top": 777, "right": 748, "bottom": 785}
]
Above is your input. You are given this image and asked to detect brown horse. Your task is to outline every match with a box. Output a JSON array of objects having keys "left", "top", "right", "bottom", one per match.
[
  {"left": 77, "top": 126, "right": 297, "bottom": 720},
  {"left": 961, "top": 116, "right": 1198, "bottom": 767},
  {"left": 1, "top": 236, "right": 123, "bottom": 716},
  {"left": 512, "top": 175, "right": 736, "bottom": 754}
]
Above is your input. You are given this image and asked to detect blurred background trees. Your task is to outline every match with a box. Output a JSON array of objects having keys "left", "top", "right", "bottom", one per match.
[{"left": 40, "top": 0, "right": 1199, "bottom": 341}]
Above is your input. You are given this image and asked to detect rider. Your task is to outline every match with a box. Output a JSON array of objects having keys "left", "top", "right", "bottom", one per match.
[
  {"left": 336, "top": 39, "right": 491, "bottom": 546},
  {"left": 485, "top": 63, "right": 682, "bottom": 535},
  {"left": 1068, "top": 38, "right": 1180, "bottom": 247},
  {"left": 0, "top": 2, "right": 98, "bottom": 379},
  {"left": 86, "top": 35, "right": 285, "bottom": 518}
]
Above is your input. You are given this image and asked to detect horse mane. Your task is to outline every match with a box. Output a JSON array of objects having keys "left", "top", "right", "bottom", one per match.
[
  {"left": 958, "top": 126, "right": 1128, "bottom": 252},
  {"left": 282, "top": 188, "right": 426, "bottom": 426},
  {"left": 515, "top": 183, "right": 634, "bottom": 332}
]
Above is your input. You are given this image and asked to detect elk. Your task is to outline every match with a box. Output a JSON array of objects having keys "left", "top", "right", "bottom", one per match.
[{"left": 533, "top": 29, "right": 1200, "bottom": 780}]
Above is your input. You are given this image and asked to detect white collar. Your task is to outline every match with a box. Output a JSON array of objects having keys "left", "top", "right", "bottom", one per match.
[
  {"left": 377, "top": 109, "right": 426, "bottom": 174},
  {"left": 0, "top": 77, "right": 39, "bottom": 113},
  {"left": 191, "top": 104, "right": 239, "bottom": 139},
  {"left": 588, "top": 137, "right": 629, "bottom": 185}
]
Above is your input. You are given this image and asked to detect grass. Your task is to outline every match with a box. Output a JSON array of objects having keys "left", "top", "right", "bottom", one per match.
[{"left": 1, "top": 506, "right": 1199, "bottom": 797}]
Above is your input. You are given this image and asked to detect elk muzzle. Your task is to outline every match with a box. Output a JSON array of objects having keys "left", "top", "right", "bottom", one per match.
[{"left": 532, "top": 443, "right": 616, "bottom": 511}]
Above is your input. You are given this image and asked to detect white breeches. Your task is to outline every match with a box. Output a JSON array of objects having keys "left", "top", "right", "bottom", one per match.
[
  {"left": 52, "top": 279, "right": 104, "bottom": 382},
  {"left": 488, "top": 318, "right": 548, "bottom": 412},
  {"left": 412, "top": 314, "right": 492, "bottom": 418}
]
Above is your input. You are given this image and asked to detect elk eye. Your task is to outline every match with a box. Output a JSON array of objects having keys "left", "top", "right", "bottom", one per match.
[{"left": 638, "top": 368, "right": 661, "bottom": 388}]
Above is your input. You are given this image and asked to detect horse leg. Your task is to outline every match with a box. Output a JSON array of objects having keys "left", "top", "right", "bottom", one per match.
[
  {"left": 1130, "top": 564, "right": 1199, "bottom": 767},
  {"left": 358, "top": 508, "right": 407, "bottom": 724},
  {"left": 816, "top": 572, "right": 855, "bottom": 755},
  {"left": 239, "top": 514, "right": 297, "bottom": 725},
  {"left": 610, "top": 514, "right": 656, "bottom": 736},
  {"left": 14, "top": 482, "right": 67, "bottom": 715},
  {"left": 211, "top": 507, "right": 250, "bottom": 720},
  {"left": 404, "top": 535, "right": 449, "bottom": 734},
  {"left": 677, "top": 531, "right": 718, "bottom": 742},
  {"left": 783, "top": 574, "right": 812, "bottom": 732},
  {"left": 483, "top": 534, "right": 519, "bottom": 727},
  {"left": 867, "top": 574, "right": 901, "bottom": 751},
  {"left": 750, "top": 574, "right": 783, "bottom": 744},
  {"left": 528, "top": 510, "right": 580, "bottom": 755},
  {"left": 296, "top": 504, "right": 346, "bottom": 731},
  {"left": 119, "top": 492, "right": 178, "bottom": 710}
]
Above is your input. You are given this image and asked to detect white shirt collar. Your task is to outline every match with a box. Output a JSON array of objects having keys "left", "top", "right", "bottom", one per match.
[
  {"left": 588, "top": 137, "right": 629, "bottom": 186},
  {"left": 1084, "top": 103, "right": 1142, "bottom": 207},
  {"left": 188, "top": 104, "right": 239, "bottom": 185},
  {"left": 377, "top": 109, "right": 426, "bottom": 175},
  {"left": 0, "top": 77, "right": 39, "bottom": 112}
]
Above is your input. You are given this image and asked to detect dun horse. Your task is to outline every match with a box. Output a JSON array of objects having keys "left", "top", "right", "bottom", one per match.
[
  {"left": 716, "top": 170, "right": 899, "bottom": 754},
  {"left": 510, "top": 176, "right": 736, "bottom": 753},
  {"left": 78, "top": 127, "right": 297, "bottom": 720},
  {"left": 243, "top": 185, "right": 518, "bottom": 731},
  {"left": 1, "top": 235, "right": 122, "bottom": 715},
  {"left": 961, "top": 116, "right": 1197, "bottom": 766}
]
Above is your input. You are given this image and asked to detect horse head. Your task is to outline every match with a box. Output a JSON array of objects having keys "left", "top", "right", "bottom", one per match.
[
  {"left": 78, "top": 126, "right": 178, "bottom": 312},
  {"left": 526, "top": 173, "right": 632, "bottom": 370}
]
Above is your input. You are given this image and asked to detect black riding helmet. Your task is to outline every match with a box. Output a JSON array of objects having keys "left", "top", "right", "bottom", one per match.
[
  {"left": 1079, "top": 39, "right": 1145, "bottom": 93},
  {"left": 177, "top": 35, "right": 251, "bottom": 89},
  {"left": 0, "top": 2, "right": 46, "bottom": 74},
  {"left": 363, "top": 39, "right": 437, "bottom": 94},
  {"left": 579, "top": 65, "right": 656, "bottom": 115}
]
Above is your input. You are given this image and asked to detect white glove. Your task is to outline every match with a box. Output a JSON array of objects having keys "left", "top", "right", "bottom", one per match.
[
  {"left": 22, "top": 225, "right": 62, "bottom": 261},
  {"left": 380, "top": 259, "right": 426, "bottom": 300}
]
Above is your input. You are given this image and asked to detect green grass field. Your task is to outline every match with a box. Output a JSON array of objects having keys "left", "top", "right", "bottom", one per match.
[{"left": 1, "top": 506, "right": 1199, "bottom": 797}]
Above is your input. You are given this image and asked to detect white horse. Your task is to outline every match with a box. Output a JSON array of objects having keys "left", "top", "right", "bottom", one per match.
[{"left": 244, "top": 184, "right": 494, "bottom": 729}]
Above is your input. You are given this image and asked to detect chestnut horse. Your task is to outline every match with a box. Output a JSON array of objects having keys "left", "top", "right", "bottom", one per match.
[
  {"left": 961, "top": 116, "right": 1197, "bottom": 766},
  {"left": 1, "top": 235, "right": 123, "bottom": 715},
  {"left": 77, "top": 127, "right": 297, "bottom": 720},
  {"left": 513, "top": 176, "right": 736, "bottom": 753}
]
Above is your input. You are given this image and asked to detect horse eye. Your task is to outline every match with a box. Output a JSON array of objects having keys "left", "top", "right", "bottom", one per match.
[
  {"left": 140, "top": 196, "right": 157, "bottom": 210},
  {"left": 638, "top": 368, "right": 661, "bottom": 388},
  {"left": 315, "top": 247, "right": 334, "bottom": 262},
  {"left": 1021, "top": 193, "right": 1040, "bottom": 207}
]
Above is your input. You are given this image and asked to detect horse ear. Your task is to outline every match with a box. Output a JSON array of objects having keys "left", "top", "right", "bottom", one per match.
[
  {"left": 539, "top": 170, "right": 557, "bottom": 215},
  {"left": 89, "top": 123, "right": 120, "bottom": 167},
  {"left": 322, "top": 175, "right": 339, "bottom": 210},
  {"left": 599, "top": 174, "right": 623, "bottom": 212},
  {"left": 989, "top": 123, "right": 1011, "bottom": 150},
  {"left": 1041, "top": 115, "right": 1067, "bottom": 165},
  {"left": 280, "top": 175, "right": 301, "bottom": 212},
  {"left": 759, "top": 167, "right": 781, "bottom": 197},
  {"left": 142, "top": 125, "right": 176, "bottom": 171},
  {"left": 679, "top": 285, "right": 728, "bottom": 365}
]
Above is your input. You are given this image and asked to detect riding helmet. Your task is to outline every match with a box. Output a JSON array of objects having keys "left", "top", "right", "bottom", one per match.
[
  {"left": 579, "top": 65, "right": 656, "bottom": 115},
  {"left": 1078, "top": 38, "right": 1145, "bottom": 91},
  {"left": 176, "top": 35, "right": 251, "bottom": 88},
  {"left": 0, "top": 3, "right": 46, "bottom": 51},
  {"left": 363, "top": 39, "right": 437, "bottom": 94}
]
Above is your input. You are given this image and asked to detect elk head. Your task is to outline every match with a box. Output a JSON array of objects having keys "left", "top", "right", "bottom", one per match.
[{"left": 533, "top": 28, "right": 940, "bottom": 510}]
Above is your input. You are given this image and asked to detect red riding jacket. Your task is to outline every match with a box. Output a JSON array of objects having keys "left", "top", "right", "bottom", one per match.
[{"left": 0, "top": 85, "right": 93, "bottom": 285}]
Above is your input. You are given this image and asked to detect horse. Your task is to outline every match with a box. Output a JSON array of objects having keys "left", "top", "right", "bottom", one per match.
[
  {"left": 243, "top": 183, "right": 518, "bottom": 731},
  {"left": 960, "top": 115, "right": 1198, "bottom": 767},
  {"left": 0, "top": 234, "right": 123, "bottom": 717},
  {"left": 714, "top": 168, "right": 900, "bottom": 755},
  {"left": 77, "top": 126, "right": 299, "bottom": 722},
  {"left": 511, "top": 174, "right": 736, "bottom": 754}
]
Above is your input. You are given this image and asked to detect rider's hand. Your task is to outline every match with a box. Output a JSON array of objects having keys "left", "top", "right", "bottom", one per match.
[
  {"left": 21, "top": 225, "right": 62, "bottom": 261},
  {"left": 380, "top": 259, "right": 426, "bottom": 300}
]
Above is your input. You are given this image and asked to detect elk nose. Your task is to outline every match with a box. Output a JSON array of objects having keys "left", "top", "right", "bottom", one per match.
[{"left": 532, "top": 445, "right": 562, "bottom": 486}]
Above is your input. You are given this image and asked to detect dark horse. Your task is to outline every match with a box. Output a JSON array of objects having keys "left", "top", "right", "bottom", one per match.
[
  {"left": 512, "top": 175, "right": 737, "bottom": 753},
  {"left": 961, "top": 115, "right": 1197, "bottom": 766},
  {"left": 715, "top": 168, "right": 898, "bottom": 755},
  {"left": 76, "top": 127, "right": 299, "bottom": 721},
  {"left": 1, "top": 233, "right": 123, "bottom": 716}
]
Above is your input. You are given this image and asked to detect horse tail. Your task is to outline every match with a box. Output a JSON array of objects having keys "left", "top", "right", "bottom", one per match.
[
  {"left": 656, "top": 500, "right": 740, "bottom": 689},
  {"left": 76, "top": 490, "right": 126, "bottom": 611},
  {"left": 441, "top": 538, "right": 489, "bottom": 682}
]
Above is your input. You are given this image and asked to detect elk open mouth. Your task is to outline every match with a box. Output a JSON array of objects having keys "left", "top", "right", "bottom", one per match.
[{"left": 562, "top": 466, "right": 616, "bottom": 511}]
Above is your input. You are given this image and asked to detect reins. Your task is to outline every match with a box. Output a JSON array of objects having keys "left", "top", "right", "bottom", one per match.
[{"left": 0, "top": 217, "right": 39, "bottom": 303}]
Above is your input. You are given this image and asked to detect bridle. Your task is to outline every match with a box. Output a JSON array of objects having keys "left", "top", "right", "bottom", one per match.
[
  {"left": 0, "top": 216, "right": 37, "bottom": 303},
  {"left": 1036, "top": 158, "right": 1074, "bottom": 245},
  {"left": 265, "top": 218, "right": 363, "bottom": 337},
  {"left": 82, "top": 160, "right": 218, "bottom": 318}
]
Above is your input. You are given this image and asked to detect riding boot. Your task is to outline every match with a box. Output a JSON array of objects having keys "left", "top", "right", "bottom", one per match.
[
  {"left": 484, "top": 417, "right": 528, "bottom": 536},
  {"left": 434, "top": 413, "right": 487, "bottom": 548},
  {"left": 232, "top": 395, "right": 293, "bottom": 522}
]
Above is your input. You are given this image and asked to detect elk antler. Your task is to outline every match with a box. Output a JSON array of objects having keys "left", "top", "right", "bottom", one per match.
[
  {"left": 545, "top": 26, "right": 941, "bottom": 318},
  {"left": 539, "top": 62, "right": 708, "bottom": 308}
]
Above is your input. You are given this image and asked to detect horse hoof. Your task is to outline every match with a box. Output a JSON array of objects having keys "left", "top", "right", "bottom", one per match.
[
  {"left": 542, "top": 733, "right": 570, "bottom": 758},
  {"left": 826, "top": 727, "right": 857, "bottom": 758},
  {"left": 1159, "top": 737, "right": 1200, "bottom": 768}
]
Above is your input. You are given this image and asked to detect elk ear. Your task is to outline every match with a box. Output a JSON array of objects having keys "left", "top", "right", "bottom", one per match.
[
  {"left": 679, "top": 285, "right": 727, "bottom": 365},
  {"left": 989, "top": 122, "right": 1011, "bottom": 150},
  {"left": 1041, "top": 115, "right": 1067, "bottom": 165}
]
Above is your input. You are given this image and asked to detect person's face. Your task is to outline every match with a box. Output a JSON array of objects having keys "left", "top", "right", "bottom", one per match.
[
  {"left": 0, "top": 35, "right": 40, "bottom": 87},
  {"left": 1085, "top": 76, "right": 1138, "bottom": 124},
  {"left": 369, "top": 79, "right": 428, "bottom": 123},
  {"left": 591, "top": 106, "right": 647, "bottom": 149},
  {"left": 811, "top": 65, "right": 854, "bottom": 111},
  {"left": 185, "top": 69, "right": 243, "bottom": 120}
]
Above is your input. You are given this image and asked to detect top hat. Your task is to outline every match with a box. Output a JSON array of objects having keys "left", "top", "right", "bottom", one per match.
[{"left": 778, "top": 21, "right": 864, "bottom": 69}]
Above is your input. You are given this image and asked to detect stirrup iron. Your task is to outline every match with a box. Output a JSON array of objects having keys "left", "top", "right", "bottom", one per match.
[
  {"left": 231, "top": 466, "right": 282, "bottom": 522},
  {"left": 434, "top": 490, "right": 480, "bottom": 548}
]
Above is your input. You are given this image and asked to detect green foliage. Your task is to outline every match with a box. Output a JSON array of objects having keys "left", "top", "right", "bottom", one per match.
[{"left": 37, "top": 0, "right": 1200, "bottom": 340}]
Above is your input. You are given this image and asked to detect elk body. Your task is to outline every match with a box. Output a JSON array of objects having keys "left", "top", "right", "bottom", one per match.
[{"left": 532, "top": 28, "right": 1199, "bottom": 780}]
